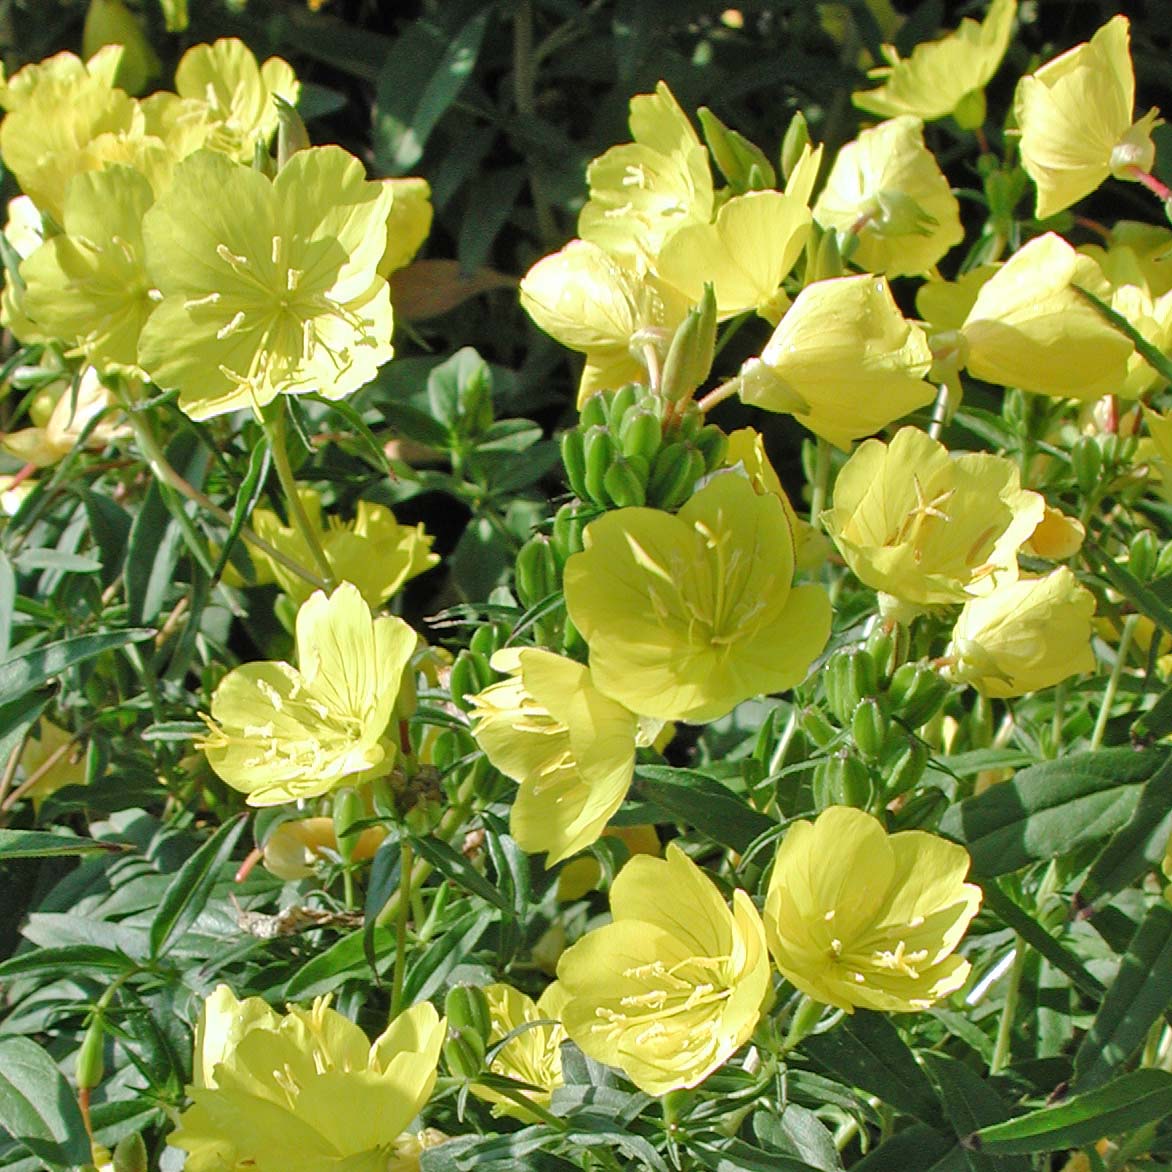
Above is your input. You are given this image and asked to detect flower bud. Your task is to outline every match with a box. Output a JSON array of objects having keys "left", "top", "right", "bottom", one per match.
[
  {"left": 800, "top": 704, "right": 838, "bottom": 748},
  {"left": 694, "top": 424, "right": 729, "bottom": 474},
  {"left": 450, "top": 649, "right": 494, "bottom": 710},
  {"left": 580, "top": 392, "right": 610, "bottom": 431},
  {"left": 813, "top": 750, "right": 873, "bottom": 809},
  {"left": 884, "top": 737, "right": 929, "bottom": 797},
  {"left": 851, "top": 698, "right": 888, "bottom": 760},
  {"left": 1071, "top": 435, "right": 1104, "bottom": 495},
  {"left": 76, "top": 1015, "right": 106, "bottom": 1092},
  {"left": 112, "top": 1133, "right": 148, "bottom": 1172},
  {"left": 825, "top": 649, "right": 879, "bottom": 725},
  {"left": 619, "top": 407, "right": 663, "bottom": 466},
  {"left": 887, "top": 661, "right": 950, "bottom": 728},
  {"left": 698, "top": 107, "right": 776, "bottom": 193},
  {"left": 442, "top": 1026, "right": 486, "bottom": 1080},
  {"left": 551, "top": 503, "right": 586, "bottom": 564},
  {"left": 646, "top": 442, "right": 700, "bottom": 510},
  {"left": 276, "top": 96, "right": 310, "bottom": 170},
  {"left": 605, "top": 384, "right": 641, "bottom": 430},
  {"left": 603, "top": 456, "right": 648, "bottom": 508},
  {"left": 1129, "top": 530, "right": 1159, "bottom": 582},
  {"left": 780, "top": 111, "right": 811, "bottom": 183},
  {"left": 660, "top": 284, "right": 718, "bottom": 404},
  {"left": 515, "top": 536, "right": 560, "bottom": 607},
  {"left": 444, "top": 984, "right": 493, "bottom": 1048},
  {"left": 583, "top": 427, "right": 617, "bottom": 504}
]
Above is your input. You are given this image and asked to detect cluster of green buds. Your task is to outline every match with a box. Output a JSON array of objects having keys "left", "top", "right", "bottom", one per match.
[
  {"left": 561, "top": 385, "right": 728, "bottom": 512},
  {"left": 442, "top": 983, "right": 493, "bottom": 1080},
  {"left": 803, "top": 626, "right": 952, "bottom": 811}
]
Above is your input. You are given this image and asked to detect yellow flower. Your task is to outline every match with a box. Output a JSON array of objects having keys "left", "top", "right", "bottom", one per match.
[
  {"left": 563, "top": 473, "right": 831, "bottom": 723},
  {"left": 656, "top": 189, "right": 811, "bottom": 322},
  {"left": 0, "top": 45, "right": 123, "bottom": 111},
  {"left": 468, "top": 648, "right": 646, "bottom": 865},
  {"left": 736, "top": 274, "right": 934, "bottom": 450},
  {"left": 19, "top": 165, "right": 154, "bottom": 373},
  {"left": 557, "top": 825, "right": 661, "bottom": 901},
  {"left": 199, "top": 582, "right": 417, "bottom": 806},
  {"left": 1, "top": 366, "right": 124, "bottom": 469},
  {"left": 379, "top": 177, "right": 433, "bottom": 278},
  {"left": 249, "top": 489, "right": 438, "bottom": 607},
  {"left": 171, "top": 988, "right": 444, "bottom": 1172},
  {"left": 519, "top": 238, "right": 689, "bottom": 406},
  {"left": 853, "top": 0, "right": 1016, "bottom": 127},
  {"left": 823, "top": 427, "right": 1044, "bottom": 608},
  {"left": 764, "top": 806, "right": 982, "bottom": 1013},
  {"left": 137, "top": 146, "right": 394, "bottom": 420},
  {"left": 261, "top": 816, "right": 387, "bottom": 880},
  {"left": 557, "top": 843, "right": 771, "bottom": 1095},
  {"left": 578, "top": 82, "right": 714, "bottom": 262},
  {"left": 942, "top": 567, "right": 1096, "bottom": 698},
  {"left": 960, "top": 233, "right": 1133, "bottom": 400},
  {"left": 173, "top": 37, "right": 299, "bottom": 161},
  {"left": 813, "top": 116, "right": 963, "bottom": 277},
  {"left": 1015, "top": 15, "right": 1161, "bottom": 220},
  {"left": 1095, "top": 250, "right": 1172, "bottom": 399},
  {"left": 1022, "top": 506, "right": 1085, "bottom": 560},
  {"left": 471, "top": 982, "right": 568, "bottom": 1121}
]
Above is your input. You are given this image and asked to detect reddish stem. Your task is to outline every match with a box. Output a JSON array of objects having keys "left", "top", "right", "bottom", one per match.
[
  {"left": 234, "top": 847, "right": 263, "bottom": 883},
  {"left": 1127, "top": 165, "right": 1172, "bottom": 204}
]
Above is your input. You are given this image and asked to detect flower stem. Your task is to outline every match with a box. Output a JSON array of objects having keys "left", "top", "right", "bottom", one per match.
[
  {"left": 1090, "top": 614, "right": 1137, "bottom": 751},
  {"left": 808, "top": 437, "right": 831, "bottom": 530},
  {"left": 1127, "top": 164, "right": 1172, "bottom": 204},
  {"left": 262, "top": 403, "right": 336, "bottom": 589},
  {"left": 697, "top": 377, "right": 740, "bottom": 414},
  {"left": 989, "top": 936, "right": 1025, "bottom": 1075},
  {"left": 389, "top": 838, "right": 414, "bottom": 1019}
]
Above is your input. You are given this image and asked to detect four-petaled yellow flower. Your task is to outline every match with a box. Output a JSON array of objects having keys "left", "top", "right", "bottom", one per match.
[
  {"left": 764, "top": 806, "right": 982, "bottom": 1013},
  {"left": 199, "top": 582, "right": 417, "bottom": 805},
  {"left": 564, "top": 473, "right": 831, "bottom": 723},
  {"left": 138, "top": 145, "right": 394, "bottom": 420},
  {"left": 1016, "top": 15, "right": 1161, "bottom": 220},
  {"left": 170, "top": 985, "right": 444, "bottom": 1172},
  {"left": 557, "top": 843, "right": 771, "bottom": 1095}
]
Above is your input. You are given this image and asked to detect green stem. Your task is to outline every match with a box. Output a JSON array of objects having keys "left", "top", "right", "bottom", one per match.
[
  {"left": 808, "top": 437, "right": 831, "bottom": 530},
  {"left": 512, "top": 0, "right": 557, "bottom": 247},
  {"left": 696, "top": 377, "right": 740, "bottom": 414},
  {"left": 1090, "top": 614, "right": 1138, "bottom": 751},
  {"left": 389, "top": 839, "right": 414, "bottom": 1020},
  {"left": 990, "top": 936, "right": 1026, "bottom": 1075},
  {"left": 262, "top": 404, "right": 335, "bottom": 588}
]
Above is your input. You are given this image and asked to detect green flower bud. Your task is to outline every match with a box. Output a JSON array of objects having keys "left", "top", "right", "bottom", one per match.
[
  {"left": 885, "top": 738, "right": 929, "bottom": 797},
  {"left": 515, "top": 536, "right": 560, "bottom": 607},
  {"left": 584, "top": 427, "right": 617, "bottom": 505},
  {"left": 887, "top": 661, "right": 950, "bottom": 729},
  {"left": 1129, "top": 530, "right": 1159, "bottom": 582},
  {"left": 893, "top": 784, "right": 949, "bottom": 830},
  {"left": 580, "top": 392, "right": 610, "bottom": 431},
  {"left": 450, "top": 649, "right": 494, "bottom": 711},
  {"left": 851, "top": 698, "right": 888, "bottom": 760},
  {"left": 458, "top": 362, "right": 495, "bottom": 436},
  {"left": 470, "top": 624, "right": 505, "bottom": 659},
  {"left": 443, "top": 1026, "right": 486, "bottom": 1080},
  {"left": 825, "top": 650, "right": 879, "bottom": 725},
  {"left": 332, "top": 787, "right": 364, "bottom": 864},
  {"left": 694, "top": 424, "right": 729, "bottom": 474},
  {"left": 1155, "top": 540, "right": 1172, "bottom": 580},
  {"left": 780, "top": 110, "right": 811, "bottom": 183},
  {"left": 800, "top": 704, "right": 838, "bottom": 748},
  {"left": 660, "top": 283, "right": 717, "bottom": 404},
  {"left": 619, "top": 408, "right": 664, "bottom": 467},
  {"left": 76, "top": 1015, "right": 106, "bottom": 1092},
  {"left": 865, "top": 624, "right": 898, "bottom": 683},
  {"left": 648, "top": 446, "right": 704, "bottom": 510},
  {"left": 603, "top": 456, "right": 648, "bottom": 508},
  {"left": 551, "top": 503, "right": 587, "bottom": 564},
  {"left": 561, "top": 428, "right": 589, "bottom": 500},
  {"left": 444, "top": 984, "right": 493, "bottom": 1046},
  {"left": 276, "top": 96, "right": 310, "bottom": 171},
  {"left": 813, "top": 750, "right": 873, "bottom": 810},
  {"left": 605, "top": 383, "right": 641, "bottom": 430},
  {"left": 699, "top": 107, "right": 777, "bottom": 193},
  {"left": 1071, "top": 435, "right": 1103, "bottom": 495}
]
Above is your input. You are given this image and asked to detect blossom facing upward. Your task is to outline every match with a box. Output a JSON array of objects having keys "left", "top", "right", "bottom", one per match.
[
  {"left": 942, "top": 567, "right": 1096, "bottom": 698},
  {"left": 736, "top": 274, "right": 935, "bottom": 450},
  {"left": 1016, "top": 15, "right": 1161, "bottom": 220},
  {"left": 199, "top": 582, "right": 416, "bottom": 805},
  {"left": 578, "top": 81, "right": 714, "bottom": 262},
  {"left": 557, "top": 843, "right": 771, "bottom": 1095},
  {"left": 468, "top": 648, "right": 644, "bottom": 865},
  {"left": 823, "top": 427, "right": 1044, "bottom": 608},
  {"left": 764, "top": 806, "right": 982, "bottom": 1013},
  {"left": 853, "top": 0, "right": 1016, "bottom": 127},
  {"left": 137, "top": 145, "right": 394, "bottom": 420},
  {"left": 563, "top": 473, "right": 831, "bottom": 723},
  {"left": 170, "top": 985, "right": 444, "bottom": 1172},
  {"left": 812, "top": 116, "right": 964, "bottom": 277}
]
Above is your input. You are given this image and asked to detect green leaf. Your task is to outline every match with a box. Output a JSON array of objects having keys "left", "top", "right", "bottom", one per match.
[
  {"left": 1076, "top": 752, "right": 1172, "bottom": 907},
  {"left": 402, "top": 906, "right": 492, "bottom": 1005},
  {"left": 363, "top": 832, "right": 401, "bottom": 983},
  {"left": 690, "top": 1139, "right": 824, "bottom": 1171},
  {"left": 0, "top": 944, "right": 138, "bottom": 982},
  {"left": 410, "top": 833, "right": 512, "bottom": 911},
  {"left": 282, "top": 926, "right": 399, "bottom": 1000},
  {"left": 1131, "top": 682, "right": 1172, "bottom": 745},
  {"left": 0, "top": 549, "right": 14, "bottom": 657},
  {"left": 801, "top": 1011, "right": 942, "bottom": 1126},
  {"left": 373, "top": 9, "right": 491, "bottom": 174},
  {"left": 967, "top": 1069, "right": 1172, "bottom": 1154},
  {"left": 634, "top": 766, "right": 774, "bottom": 853},
  {"left": 921, "top": 1053, "right": 1028, "bottom": 1172},
  {"left": 0, "top": 1035, "right": 91, "bottom": 1169},
  {"left": 210, "top": 440, "right": 270, "bottom": 585},
  {"left": 851, "top": 1126, "right": 954, "bottom": 1172},
  {"left": 0, "top": 829, "right": 126, "bottom": 859},
  {"left": 0, "top": 628, "right": 155, "bottom": 701},
  {"left": 1073, "top": 902, "right": 1172, "bottom": 1091},
  {"left": 1083, "top": 539, "right": 1172, "bottom": 638},
  {"left": 937, "top": 747, "right": 1169, "bottom": 876},
  {"left": 149, "top": 814, "right": 248, "bottom": 959}
]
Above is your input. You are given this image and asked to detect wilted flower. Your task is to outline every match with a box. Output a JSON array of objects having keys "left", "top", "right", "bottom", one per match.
[
  {"left": 656, "top": 189, "right": 811, "bottom": 321},
  {"left": 472, "top": 982, "right": 569, "bottom": 1121},
  {"left": 1016, "top": 15, "right": 1161, "bottom": 220},
  {"left": 468, "top": 648, "right": 646, "bottom": 865},
  {"left": 170, "top": 985, "right": 444, "bottom": 1172},
  {"left": 173, "top": 37, "right": 298, "bottom": 160},
  {"left": 564, "top": 473, "right": 831, "bottom": 722},
  {"left": 19, "top": 165, "right": 154, "bottom": 373},
  {"left": 813, "top": 116, "right": 964, "bottom": 277},
  {"left": 942, "top": 567, "right": 1096, "bottom": 698},
  {"left": 199, "top": 582, "right": 417, "bottom": 805},
  {"left": 249, "top": 489, "right": 437, "bottom": 607},
  {"left": 736, "top": 274, "right": 935, "bottom": 450},
  {"left": 138, "top": 146, "right": 394, "bottom": 420},
  {"left": 764, "top": 806, "right": 982, "bottom": 1013},
  {"left": 519, "top": 238, "right": 689, "bottom": 405},
  {"left": 823, "top": 427, "right": 1044, "bottom": 608},
  {"left": 853, "top": 0, "right": 1016, "bottom": 127},
  {"left": 578, "top": 81, "right": 714, "bottom": 262},
  {"left": 960, "top": 233, "right": 1133, "bottom": 400},
  {"left": 557, "top": 843, "right": 771, "bottom": 1095},
  {"left": 261, "top": 815, "right": 387, "bottom": 880},
  {"left": 1, "top": 366, "right": 123, "bottom": 468}
]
